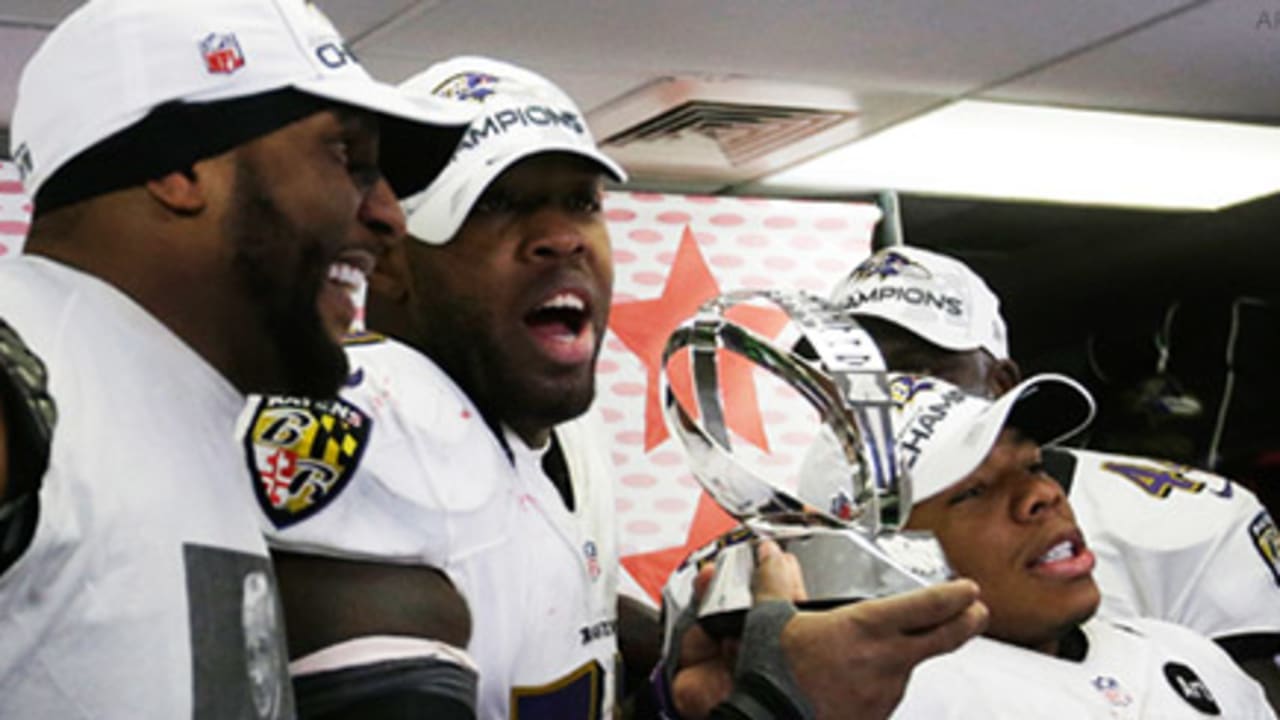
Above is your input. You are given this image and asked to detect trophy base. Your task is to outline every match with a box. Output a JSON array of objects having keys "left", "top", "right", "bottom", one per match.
[{"left": 697, "top": 524, "right": 951, "bottom": 637}]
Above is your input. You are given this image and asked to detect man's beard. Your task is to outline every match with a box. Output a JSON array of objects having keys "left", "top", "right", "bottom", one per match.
[{"left": 226, "top": 162, "right": 348, "bottom": 398}]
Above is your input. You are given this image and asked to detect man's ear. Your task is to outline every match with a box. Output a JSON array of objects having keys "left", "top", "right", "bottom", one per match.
[
  {"left": 988, "top": 358, "right": 1022, "bottom": 397},
  {"left": 144, "top": 167, "right": 205, "bottom": 215}
]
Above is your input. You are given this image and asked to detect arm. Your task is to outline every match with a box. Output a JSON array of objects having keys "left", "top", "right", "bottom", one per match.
[
  {"left": 673, "top": 541, "right": 987, "bottom": 720},
  {"left": 272, "top": 550, "right": 478, "bottom": 719},
  {"left": 0, "top": 320, "right": 55, "bottom": 574},
  {"left": 0, "top": 390, "right": 9, "bottom": 501},
  {"left": 619, "top": 593, "right": 663, "bottom": 717}
]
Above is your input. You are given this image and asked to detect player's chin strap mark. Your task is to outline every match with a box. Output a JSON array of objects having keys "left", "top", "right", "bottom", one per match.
[{"left": 291, "top": 635, "right": 479, "bottom": 720}]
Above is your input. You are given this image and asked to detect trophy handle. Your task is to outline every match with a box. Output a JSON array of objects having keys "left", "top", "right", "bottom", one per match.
[{"left": 660, "top": 290, "right": 909, "bottom": 534}]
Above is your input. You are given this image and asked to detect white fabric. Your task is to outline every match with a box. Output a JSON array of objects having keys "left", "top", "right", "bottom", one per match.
[
  {"left": 11, "top": 0, "right": 471, "bottom": 199},
  {"left": 400, "top": 55, "right": 626, "bottom": 245},
  {"left": 831, "top": 245, "right": 1009, "bottom": 359},
  {"left": 260, "top": 337, "right": 620, "bottom": 720},
  {"left": 892, "top": 617, "right": 1275, "bottom": 719},
  {"left": 0, "top": 257, "right": 291, "bottom": 719},
  {"left": 1064, "top": 447, "right": 1280, "bottom": 640},
  {"left": 290, "top": 635, "right": 478, "bottom": 676}
]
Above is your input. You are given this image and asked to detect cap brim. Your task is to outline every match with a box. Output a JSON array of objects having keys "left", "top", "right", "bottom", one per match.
[
  {"left": 405, "top": 142, "right": 627, "bottom": 245},
  {"left": 909, "top": 373, "right": 1094, "bottom": 508},
  {"left": 293, "top": 77, "right": 476, "bottom": 198}
]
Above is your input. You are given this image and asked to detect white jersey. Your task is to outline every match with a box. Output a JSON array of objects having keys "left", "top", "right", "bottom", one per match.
[
  {"left": 0, "top": 258, "right": 292, "bottom": 719},
  {"left": 243, "top": 336, "right": 619, "bottom": 720},
  {"left": 891, "top": 617, "right": 1275, "bottom": 719},
  {"left": 1054, "top": 447, "right": 1280, "bottom": 641}
]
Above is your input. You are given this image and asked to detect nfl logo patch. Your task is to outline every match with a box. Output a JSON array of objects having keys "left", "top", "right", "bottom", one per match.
[
  {"left": 583, "top": 541, "right": 601, "bottom": 581},
  {"left": 1091, "top": 675, "right": 1133, "bottom": 709},
  {"left": 200, "top": 32, "right": 245, "bottom": 74}
]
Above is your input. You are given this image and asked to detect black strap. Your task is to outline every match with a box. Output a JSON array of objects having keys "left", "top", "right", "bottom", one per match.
[
  {"left": 1042, "top": 447, "right": 1078, "bottom": 495},
  {"left": 294, "top": 656, "right": 478, "bottom": 720},
  {"left": 1217, "top": 632, "right": 1280, "bottom": 663},
  {"left": 542, "top": 431, "right": 576, "bottom": 511}
]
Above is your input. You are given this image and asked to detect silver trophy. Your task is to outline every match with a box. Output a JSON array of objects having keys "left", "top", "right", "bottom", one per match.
[{"left": 660, "top": 289, "right": 949, "bottom": 634}]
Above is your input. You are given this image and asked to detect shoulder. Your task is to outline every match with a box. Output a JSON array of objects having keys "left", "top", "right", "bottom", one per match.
[
  {"left": 1061, "top": 447, "right": 1264, "bottom": 532},
  {"left": 240, "top": 338, "right": 511, "bottom": 561},
  {"left": 1095, "top": 617, "right": 1273, "bottom": 716}
]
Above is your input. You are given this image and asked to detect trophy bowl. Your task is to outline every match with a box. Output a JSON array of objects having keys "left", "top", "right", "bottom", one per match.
[{"left": 659, "top": 289, "right": 950, "bottom": 634}]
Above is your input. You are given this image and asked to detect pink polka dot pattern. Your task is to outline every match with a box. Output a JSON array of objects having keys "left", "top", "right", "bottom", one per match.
[
  {"left": 588, "top": 191, "right": 878, "bottom": 582},
  {"left": 650, "top": 451, "right": 686, "bottom": 467},
  {"left": 654, "top": 497, "right": 691, "bottom": 513},
  {"left": 614, "top": 430, "right": 645, "bottom": 446},
  {"left": 626, "top": 520, "right": 662, "bottom": 535},
  {"left": 611, "top": 382, "right": 646, "bottom": 397},
  {"left": 631, "top": 271, "right": 666, "bottom": 286},
  {"left": 621, "top": 473, "right": 659, "bottom": 488},
  {"left": 0, "top": 163, "right": 29, "bottom": 258},
  {"left": 629, "top": 229, "right": 663, "bottom": 244},
  {"left": 709, "top": 254, "right": 744, "bottom": 268}
]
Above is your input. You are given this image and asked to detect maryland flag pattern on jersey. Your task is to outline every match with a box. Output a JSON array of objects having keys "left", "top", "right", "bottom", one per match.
[{"left": 242, "top": 395, "right": 372, "bottom": 528}]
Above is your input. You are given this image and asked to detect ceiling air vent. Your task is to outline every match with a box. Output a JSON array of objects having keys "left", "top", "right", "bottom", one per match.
[
  {"left": 588, "top": 76, "right": 867, "bottom": 192},
  {"left": 602, "top": 101, "right": 857, "bottom": 167}
]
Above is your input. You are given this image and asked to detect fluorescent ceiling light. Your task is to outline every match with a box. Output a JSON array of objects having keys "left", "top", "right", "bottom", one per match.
[{"left": 758, "top": 100, "right": 1280, "bottom": 210}]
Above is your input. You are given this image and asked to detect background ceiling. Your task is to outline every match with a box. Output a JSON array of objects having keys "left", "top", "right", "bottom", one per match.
[{"left": 0, "top": 1, "right": 1276, "bottom": 473}]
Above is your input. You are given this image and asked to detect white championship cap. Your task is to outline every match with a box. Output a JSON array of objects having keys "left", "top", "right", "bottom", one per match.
[
  {"left": 830, "top": 246, "right": 1010, "bottom": 360},
  {"left": 11, "top": 0, "right": 476, "bottom": 205},
  {"left": 398, "top": 55, "right": 627, "bottom": 245},
  {"left": 798, "top": 372, "right": 1094, "bottom": 522}
]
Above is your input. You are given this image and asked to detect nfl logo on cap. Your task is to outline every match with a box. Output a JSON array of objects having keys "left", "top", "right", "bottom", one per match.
[{"left": 200, "top": 32, "right": 245, "bottom": 74}]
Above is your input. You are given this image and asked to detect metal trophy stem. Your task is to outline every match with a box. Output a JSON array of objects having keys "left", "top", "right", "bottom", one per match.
[{"left": 660, "top": 290, "right": 949, "bottom": 632}]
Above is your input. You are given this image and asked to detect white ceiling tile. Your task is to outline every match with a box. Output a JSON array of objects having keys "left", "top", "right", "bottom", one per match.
[
  {"left": 0, "top": 26, "right": 48, "bottom": 129},
  {"left": 0, "top": 0, "right": 81, "bottom": 27},
  {"left": 988, "top": 0, "right": 1280, "bottom": 119},
  {"left": 313, "top": 0, "right": 420, "bottom": 42},
  {"left": 360, "top": 0, "right": 1190, "bottom": 98}
]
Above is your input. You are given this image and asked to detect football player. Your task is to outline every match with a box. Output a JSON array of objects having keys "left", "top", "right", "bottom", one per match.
[
  {"left": 242, "top": 56, "right": 988, "bottom": 720},
  {"left": 882, "top": 373, "right": 1275, "bottom": 718},
  {"left": 0, "top": 0, "right": 468, "bottom": 716},
  {"left": 824, "top": 244, "right": 1280, "bottom": 705}
]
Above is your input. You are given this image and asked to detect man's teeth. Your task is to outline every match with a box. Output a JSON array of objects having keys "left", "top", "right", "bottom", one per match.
[
  {"left": 328, "top": 262, "right": 365, "bottom": 289},
  {"left": 1038, "top": 541, "right": 1074, "bottom": 564},
  {"left": 538, "top": 293, "right": 586, "bottom": 312}
]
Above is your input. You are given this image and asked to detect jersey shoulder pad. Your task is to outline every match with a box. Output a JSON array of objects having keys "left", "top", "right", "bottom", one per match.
[{"left": 343, "top": 338, "right": 480, "bottom": 448}]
